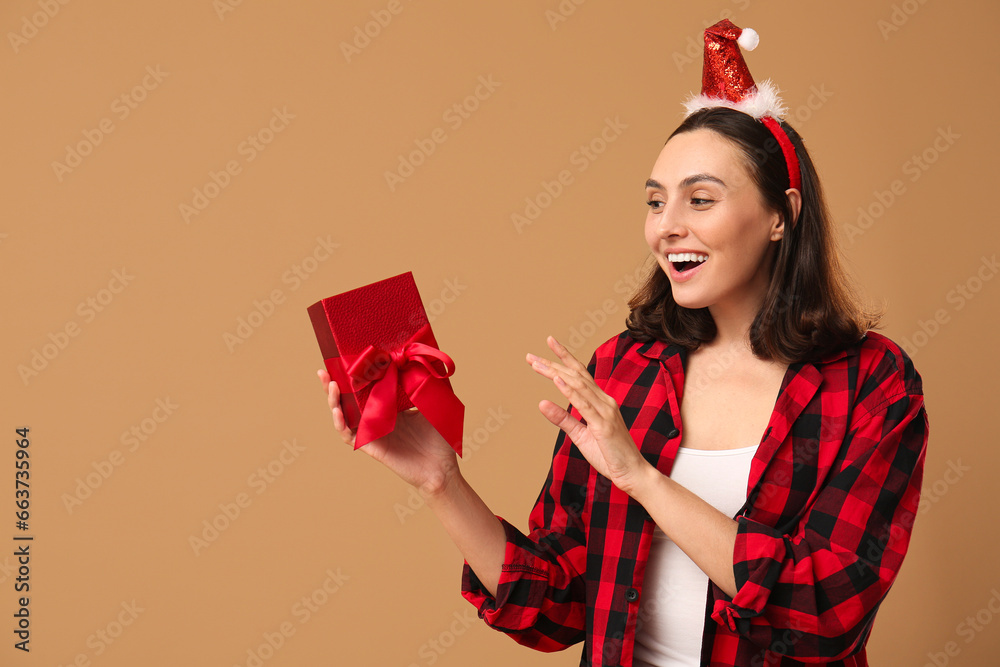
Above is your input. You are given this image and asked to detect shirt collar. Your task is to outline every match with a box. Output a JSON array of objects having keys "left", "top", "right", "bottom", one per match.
[
  {"left": 632, "top": 332, "right": 862, "bottom": 367},
  {"left": 634, "top": 336, "right": 681, "bottom": 362}
]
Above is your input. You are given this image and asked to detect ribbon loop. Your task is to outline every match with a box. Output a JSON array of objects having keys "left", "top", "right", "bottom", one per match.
[
  {"left": 345, "top": 346, "right": 391, "bottom": 388},
  {"left": 337, "top": 322, "right": 464, "bottom": 455}
]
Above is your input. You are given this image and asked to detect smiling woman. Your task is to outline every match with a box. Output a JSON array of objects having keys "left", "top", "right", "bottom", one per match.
[
  {"left": 317, "top": 18, "right": 928, "bottom": 667},
  {"left": 630, "top": 107, "right": 878, "bottom": 364}
]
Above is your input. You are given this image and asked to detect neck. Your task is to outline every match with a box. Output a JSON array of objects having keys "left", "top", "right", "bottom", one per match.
[
  {"left": 706, "top": 300, "right": 759, "bottom": 355},
  {"left": 703, "top": 248, "right": 776, "bottom": 356}
]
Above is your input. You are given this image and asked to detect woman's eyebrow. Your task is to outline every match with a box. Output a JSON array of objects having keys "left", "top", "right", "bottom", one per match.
[
  {"left": 645, "top": 174, "right": 727, "bottom": 190},
  {"left": 681, "top": 173, "right": 726, "bottom": 189}
]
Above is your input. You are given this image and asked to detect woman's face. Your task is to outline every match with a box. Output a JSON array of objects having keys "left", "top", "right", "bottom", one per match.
[{"left": 644, "top": 128, "right": 784, "bottom": 314}]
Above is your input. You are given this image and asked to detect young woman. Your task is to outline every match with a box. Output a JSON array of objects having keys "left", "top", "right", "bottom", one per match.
[{"left": 317, "top": 22, "right": 928, "bottom": 667}]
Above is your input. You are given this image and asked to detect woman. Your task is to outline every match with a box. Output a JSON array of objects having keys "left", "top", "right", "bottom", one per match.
[{"left": 317, "top": 22, "right": 928, "bottom": 667}]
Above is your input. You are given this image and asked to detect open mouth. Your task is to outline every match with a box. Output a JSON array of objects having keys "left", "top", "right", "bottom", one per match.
[{"left": 667, "top": 252, "right": 708, "bottom": 274}]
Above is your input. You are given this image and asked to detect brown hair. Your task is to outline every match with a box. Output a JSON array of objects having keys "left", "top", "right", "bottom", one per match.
[{"left": 625, "top": 107, "right": 880, "bottom": 363}]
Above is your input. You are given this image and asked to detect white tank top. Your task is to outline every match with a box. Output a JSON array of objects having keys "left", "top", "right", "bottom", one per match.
[{"left": 632, "top": 443, "right": 759, "bottom": 667}]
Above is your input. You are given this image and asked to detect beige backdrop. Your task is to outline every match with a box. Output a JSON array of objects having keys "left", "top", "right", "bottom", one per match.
[{"left": 3, "top": 0, "right": 998, "bottom": 665}]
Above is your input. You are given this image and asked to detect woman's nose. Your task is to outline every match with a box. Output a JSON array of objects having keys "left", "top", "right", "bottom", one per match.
[{"left": 655, "top": 207, "right": 688, "bottom": 239}]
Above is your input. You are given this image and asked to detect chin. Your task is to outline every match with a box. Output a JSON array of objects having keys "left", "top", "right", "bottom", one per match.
[{"left": 668, "top": 286, "right": 713, "bottom": 310}]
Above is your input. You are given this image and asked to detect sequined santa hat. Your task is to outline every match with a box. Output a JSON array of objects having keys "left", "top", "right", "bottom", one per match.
[{"left": 682, "top": 19, "right": 801, "bottom": 191}]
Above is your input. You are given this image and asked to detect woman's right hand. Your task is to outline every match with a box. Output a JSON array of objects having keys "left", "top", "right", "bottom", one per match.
[{"left": 316, "top": 368, "right": 460, "bottom": 496}]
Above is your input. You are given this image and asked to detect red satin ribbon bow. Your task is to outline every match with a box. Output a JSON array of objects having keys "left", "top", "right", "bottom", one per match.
[{"left": 340, "top": 322, "right": 464, "bottom": 456}]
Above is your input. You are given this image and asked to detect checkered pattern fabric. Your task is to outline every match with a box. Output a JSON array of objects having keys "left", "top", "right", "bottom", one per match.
[{"left": 461, "top": 330, "right": 928, "bottom": 666}]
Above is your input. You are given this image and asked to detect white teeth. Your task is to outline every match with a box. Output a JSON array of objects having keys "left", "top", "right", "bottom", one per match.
[{"left": 667, "top": 253, "right": 708, "bottom": 263}]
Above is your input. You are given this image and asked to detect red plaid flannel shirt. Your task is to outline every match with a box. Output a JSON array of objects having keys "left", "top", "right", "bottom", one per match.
[{"left": 461, "top": 330, "right": 928, "bottom": 666}]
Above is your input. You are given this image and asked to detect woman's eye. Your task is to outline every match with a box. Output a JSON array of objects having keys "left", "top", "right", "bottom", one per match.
[
  {"left": 691, "top": 198, "right": 714, "bottom": 206},
  {"left": 646, "top": 200, "right": 664, "bottom": 211}
]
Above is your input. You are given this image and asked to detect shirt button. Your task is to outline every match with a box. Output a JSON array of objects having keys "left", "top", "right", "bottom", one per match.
[
  {"left": 667, "top": 428, "right": 679, "bottom": 439},
  {"left": 625, "top": 587, "right": 639, "bottom": 602}
]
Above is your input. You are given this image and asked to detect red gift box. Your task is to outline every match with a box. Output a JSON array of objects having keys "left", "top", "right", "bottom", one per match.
[{"left": 307, "top": 271, "right": 465, "bottom": 456}]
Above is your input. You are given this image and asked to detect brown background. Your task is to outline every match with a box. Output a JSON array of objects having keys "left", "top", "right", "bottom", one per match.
[{"left": 2, "top": 0, "right": 998, "bottom": 665}]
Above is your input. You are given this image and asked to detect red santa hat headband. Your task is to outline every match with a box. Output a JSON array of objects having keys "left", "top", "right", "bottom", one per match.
[{"left": 682, "top": 20, "right": 801, "bottom": 192}]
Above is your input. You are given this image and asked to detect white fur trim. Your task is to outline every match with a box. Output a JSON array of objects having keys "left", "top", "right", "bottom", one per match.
[
  {"left": 681, "top": 79, "right": 788, "bottom": 120},
  {"left": 737, "top": 28, "right": 759, "bottom": 51}
]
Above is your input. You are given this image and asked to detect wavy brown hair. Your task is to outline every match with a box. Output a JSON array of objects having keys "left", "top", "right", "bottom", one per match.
[{"left": 625, "top": 107, "right": 880, "bottom": 364}]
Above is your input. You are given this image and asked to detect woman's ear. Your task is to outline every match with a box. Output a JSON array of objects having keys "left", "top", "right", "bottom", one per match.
[
  {"left": 770, "top": 189, "right": 802, "bottom": 241},
  {"left": 785, "top": 187, "right": 802, "bottom": 229},
  {"left": 770, "top": 217, "right": 784, "bottom": 241}
]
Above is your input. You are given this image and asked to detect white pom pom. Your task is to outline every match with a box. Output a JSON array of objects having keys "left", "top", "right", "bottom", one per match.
[{"left": 737, "top": 28, "right": 759, "bottom": 51}]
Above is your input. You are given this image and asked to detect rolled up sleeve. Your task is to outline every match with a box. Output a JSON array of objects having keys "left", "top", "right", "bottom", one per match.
[
  {"left": 711, "top": 381, "right": 929, "bottom": 661},
  {"left": 460, "top": 352, "right": 600, "bottom": 653},
  {"left": 461, "top": 513, "right": 588, "bottom": 651}
]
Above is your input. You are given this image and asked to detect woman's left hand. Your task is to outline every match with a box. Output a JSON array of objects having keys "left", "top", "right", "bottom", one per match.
[{"left": 527, "top": 336, "right": 653, "bottom": 497}]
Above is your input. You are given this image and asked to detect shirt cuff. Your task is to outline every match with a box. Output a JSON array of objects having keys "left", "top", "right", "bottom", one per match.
[
  {"left": 710, "top": 515, "right": 788, "bottom": 632},
  {"left": 460, "top": 516, "right": 553, "bottom": 632}
]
